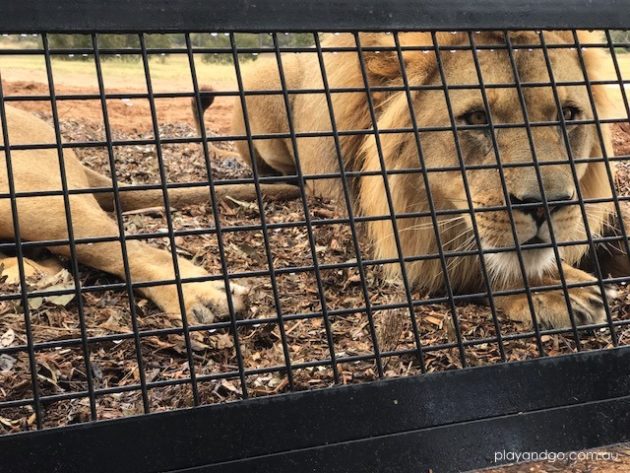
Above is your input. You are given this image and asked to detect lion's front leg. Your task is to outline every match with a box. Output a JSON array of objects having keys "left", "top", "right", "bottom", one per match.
[
  {"left": 17, "top": 194, "right": 249, "bottom": 324},
  {"left": 494, "top": 264, "right": 616, "bottom": 329},
  {"left": 73, "top": 237, "right": 250, "bottom": 325}
]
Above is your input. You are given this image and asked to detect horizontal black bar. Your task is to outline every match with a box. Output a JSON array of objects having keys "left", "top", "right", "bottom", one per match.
[
  {"left": 1, "top": 119, "right": 629, "bottom": 155},
  {"left": 191, "top": 396, "right": 630, "bottom": 473},
  {"left": 2, "top": 0, "right": 630, "bottom": 34},
  {"left": 2, "top": 347, "right": 630, "bottom": 473},
  {"left": 3, "top": 78, "right": 629, "bottom": 103},
  {"left": 2, "top": 42, "right": 630, "bottom": 57},
  {"left": 1, "top": 249, "right": 628, "bottom": 305},
  {"left": 3, "top": 303, "right": 629, "bottom": 372}
]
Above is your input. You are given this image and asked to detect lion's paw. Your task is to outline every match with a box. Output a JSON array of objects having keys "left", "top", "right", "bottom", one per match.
[
  {"left": 502, "top": 280, "right": 616, "bottom": 329},
  {"left": 155, "top": 281, "right": 250, "bottom": 324},
  {"left": 187, "top": 281, "right": 250, "bottom": 324},
  {"left": 561, "top": 284, "right": 617, "bottom": 328}
]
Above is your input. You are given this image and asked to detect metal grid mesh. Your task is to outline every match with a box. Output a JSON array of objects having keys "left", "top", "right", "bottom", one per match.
[{"left": 0, "top": 29, "right": 629, "bottom": 432}]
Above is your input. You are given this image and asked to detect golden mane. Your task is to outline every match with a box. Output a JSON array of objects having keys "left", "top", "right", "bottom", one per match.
[
  {"left": 214, "top": 29, "right": 623, "bottom": 328},
  {"left": 343, "top": 31, "right": 617, "bottom": 292}
]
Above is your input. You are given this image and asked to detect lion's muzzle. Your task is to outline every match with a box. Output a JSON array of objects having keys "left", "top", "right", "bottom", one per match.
[{"left": 509, "top": 192, "right": 574, "bottom": 244}]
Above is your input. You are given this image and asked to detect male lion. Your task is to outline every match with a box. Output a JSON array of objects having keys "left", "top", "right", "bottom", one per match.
[
  {"left": 198, "top": 31, "right": 629, "bottom": 328},
  {"left": 0, "top": 105, "right": 299, "bottom": 323}
]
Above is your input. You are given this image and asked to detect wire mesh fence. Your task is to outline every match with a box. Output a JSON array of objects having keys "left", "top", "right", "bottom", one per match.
[{"left": 0, "top": 26, "right": 629, "bottom": 435}]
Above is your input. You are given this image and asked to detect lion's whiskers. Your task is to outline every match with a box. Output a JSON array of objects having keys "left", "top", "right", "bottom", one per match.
[
  {"left": 439, "top": 227, "right": 475, "bottom": 249},
  {"left": 443, "top": 197, "right": 486, "bottom": 208},
  {"left": 373, "top": 216, "right": 466, "bottom": 246},
  {"left": 420, "top": 231, "right": 477, "bottom": 287},
  {"left": 583, "top": 209, "right": 617, "bottom": 232}
]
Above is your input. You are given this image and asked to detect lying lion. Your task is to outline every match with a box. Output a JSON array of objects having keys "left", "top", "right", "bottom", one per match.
[
  {"left": 2, "top": 31, "right": 626, "bottom": 329},
  {"left": 0, "top": 104, "right": 299, "bottom": 323},
  {"left": 195, "top": 30, "right": 629, "bottom": 329}
]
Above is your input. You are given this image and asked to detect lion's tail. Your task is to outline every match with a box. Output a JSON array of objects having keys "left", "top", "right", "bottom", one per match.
[
  {"left": 191, "top": 87, "right": 215, "bottom": 135},
  {"left": 191, "top": 87, "right": 240, "bottom": 160}
]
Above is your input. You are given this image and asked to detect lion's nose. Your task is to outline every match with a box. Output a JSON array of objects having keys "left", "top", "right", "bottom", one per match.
[{"left": 508, "top": 193, "right": 573, "bottom": 227}]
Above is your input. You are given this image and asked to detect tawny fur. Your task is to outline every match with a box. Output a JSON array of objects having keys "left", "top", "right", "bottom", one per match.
[
  {"left": 0, "top": 105, "right": 299, "bottom": 323},
  {"left": 208, "top": 30, "right": 627, "bottom": 328}
]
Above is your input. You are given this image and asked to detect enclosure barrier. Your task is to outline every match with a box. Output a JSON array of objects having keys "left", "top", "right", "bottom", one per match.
[{"left": 1, "top": 0, "right": 630, "bottom": 472}]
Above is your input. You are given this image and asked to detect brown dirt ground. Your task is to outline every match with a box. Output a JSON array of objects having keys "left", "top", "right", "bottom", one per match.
[
  {"left": 1, "top": 79, "right": 630, "bottom": 473},
  {"left": 2, "top": 81, "right": 236, "bottom": 136}
]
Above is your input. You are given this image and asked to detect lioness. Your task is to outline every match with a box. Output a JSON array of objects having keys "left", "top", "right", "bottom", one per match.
[
  {"left": 198, "top": 31, "right": 629, "bottom": 328},
  {"left": 0, "top": 104, "right": 300, "bottom": 323}
]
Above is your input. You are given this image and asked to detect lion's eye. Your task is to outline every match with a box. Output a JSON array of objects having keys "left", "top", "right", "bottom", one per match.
[
  {"left": 462, "top": 110, "right": 489, "bottom": 126},
  {"left": 561, "top": 106, "right": 580, "bottom": 122}
]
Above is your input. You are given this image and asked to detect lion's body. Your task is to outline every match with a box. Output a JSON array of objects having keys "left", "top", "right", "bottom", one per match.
[
  {"left": 225, "top": 31, "right": 626, "bottom": 327},
  {"left": 0, "top": 105, "right": 268, "bottom": 322},
  {"left": 2, "top": 30, "right": 626, "bottom": 329},
  {"left": 232, "top": 35, "right": 374, "bottom": 198}
]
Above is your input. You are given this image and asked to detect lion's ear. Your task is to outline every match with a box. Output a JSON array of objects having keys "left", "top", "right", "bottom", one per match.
[
  {"left": 365, "top": 50, "right": 405, "bottom": 83},
  {"left": 361, "top": 33, "right": 437, "bottom": 85}
]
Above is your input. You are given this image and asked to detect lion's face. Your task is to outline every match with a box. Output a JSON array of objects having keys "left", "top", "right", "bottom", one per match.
[{"left": 394, "top": 34, "right": 607, "bottom": 284}]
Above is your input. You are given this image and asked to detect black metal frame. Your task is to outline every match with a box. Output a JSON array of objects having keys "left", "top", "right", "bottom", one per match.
[
  {"left": 1, "top": 1, "right": 630, "bottom": 472},
  {"left": 3, "top": 0, "right": 630, "bottom": 33},
  {"left": 2, "top": 348, "right": 630, "bottom": 473}
]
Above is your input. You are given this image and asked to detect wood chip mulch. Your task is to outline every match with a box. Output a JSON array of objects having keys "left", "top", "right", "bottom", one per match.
[{"left": 1, "top": 118, "right": 630, "bottom": 433}]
